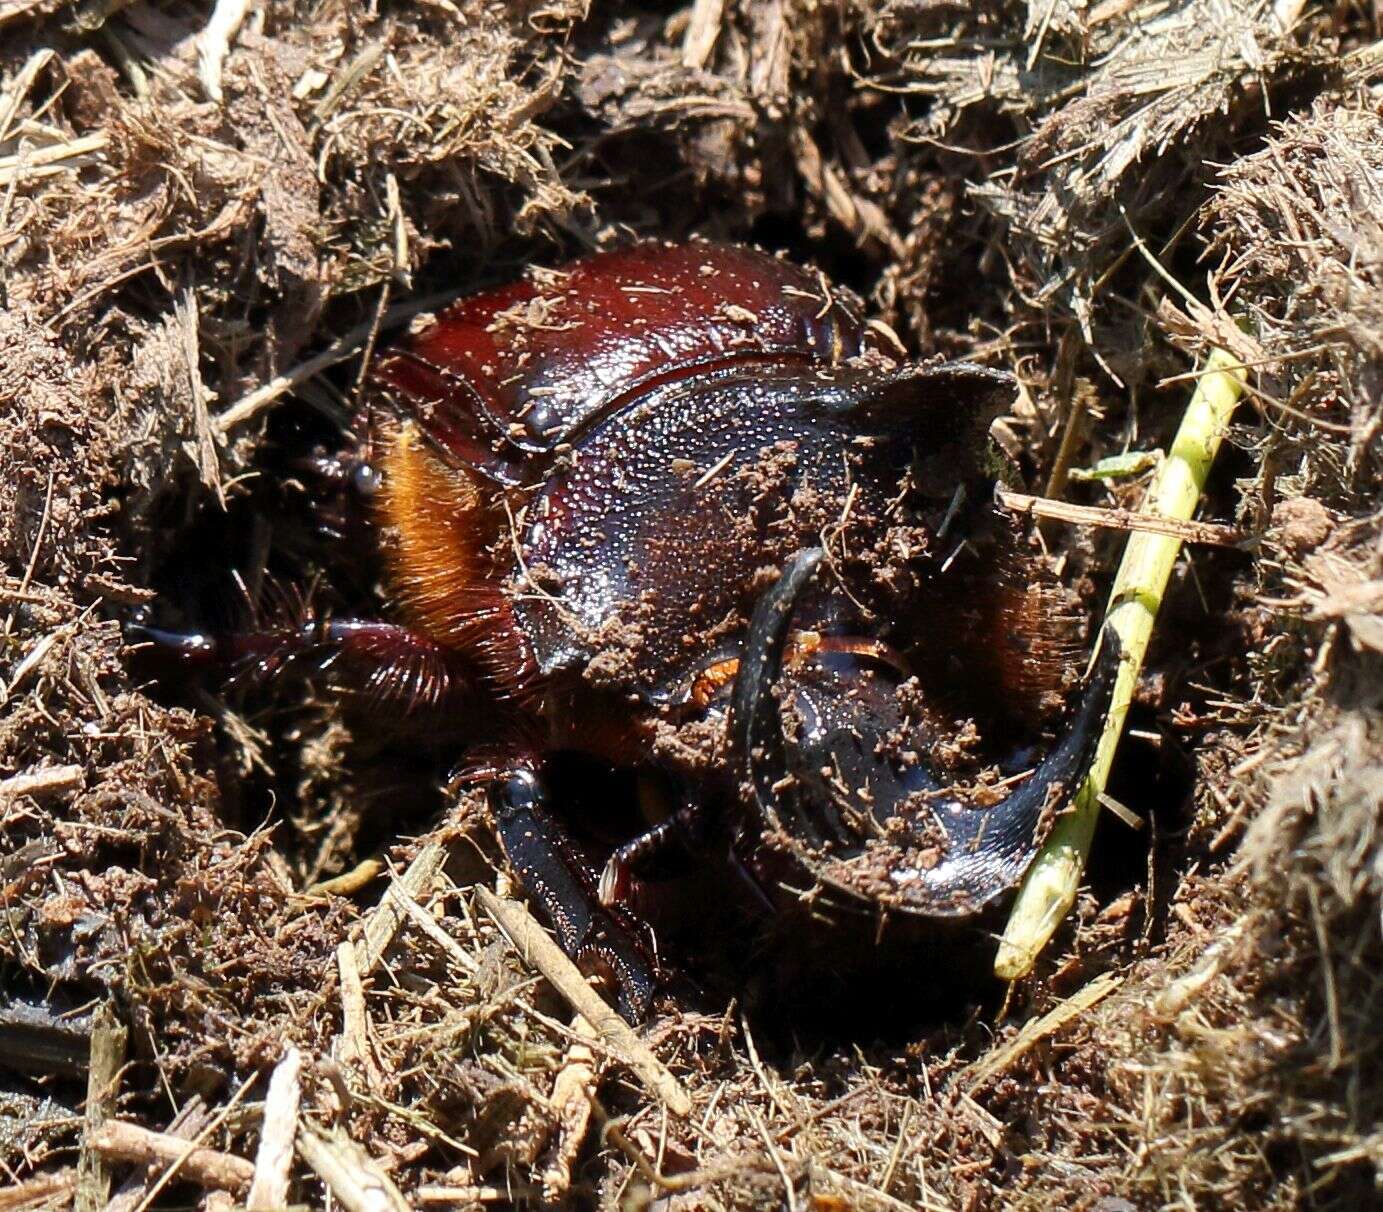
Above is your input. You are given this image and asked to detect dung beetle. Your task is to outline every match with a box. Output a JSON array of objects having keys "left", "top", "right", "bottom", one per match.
[{"left": 131, "top": 241, "right": 1117, "bottom": 1019}]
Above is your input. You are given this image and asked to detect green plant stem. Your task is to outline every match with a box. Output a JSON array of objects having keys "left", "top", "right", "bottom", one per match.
[{"left": 995, "top": 347, "right": 1248, "bottom": 981}]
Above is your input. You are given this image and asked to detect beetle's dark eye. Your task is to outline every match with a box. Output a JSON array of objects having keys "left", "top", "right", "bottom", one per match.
[{"left": 352, "top": 461, "right": 382, "bottom": 499}]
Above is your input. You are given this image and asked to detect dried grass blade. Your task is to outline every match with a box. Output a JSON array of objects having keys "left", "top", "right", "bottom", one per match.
[
  {"left": 476, "top": 887, "right": 692, "bottom": 1117},
  {"left": 963, "top": 970, "right": 1122, "bottom": 1090}
]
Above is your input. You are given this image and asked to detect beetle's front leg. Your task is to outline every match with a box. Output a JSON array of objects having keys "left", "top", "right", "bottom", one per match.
[
  {"left": 596, "top": 791, "right": 779, "bottom": 921},
  {"left": 488, "top": 765, "right": 659, "bottom": 1021},
  {"left": 125, "top": 613, "right": 467, "bottom": 712}
]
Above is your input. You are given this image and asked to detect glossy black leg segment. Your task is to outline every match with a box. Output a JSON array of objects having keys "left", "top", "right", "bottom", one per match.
[
  {"left": 488, "top": 766, "right": 658, "bottom": 1022},
  {"left": 597, "top": 800, "right": 714, "bottom": 908}
]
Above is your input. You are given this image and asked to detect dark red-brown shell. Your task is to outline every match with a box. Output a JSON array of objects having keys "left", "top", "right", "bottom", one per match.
[
  {"left": 370, "top": 241, "right": 887, "bottom": 484},
  {"left": 369, "top": 240, "right": 1022, "bottom": 703}
]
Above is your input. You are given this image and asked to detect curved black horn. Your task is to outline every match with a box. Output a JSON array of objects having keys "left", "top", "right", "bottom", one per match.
[
  {"left": 730, "top": 547, "right": 1124, "bottom": 913},
  {"left": 729, "top": 548, "right": 826, "bottom": 846},
  {"left": 900, "top": 625, "right": 1122, "bottom": 912}
]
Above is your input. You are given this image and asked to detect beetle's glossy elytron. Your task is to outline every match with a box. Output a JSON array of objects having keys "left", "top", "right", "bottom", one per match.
[{"left": 133, "top": 242, "right": 1117, "bottom": 1018}]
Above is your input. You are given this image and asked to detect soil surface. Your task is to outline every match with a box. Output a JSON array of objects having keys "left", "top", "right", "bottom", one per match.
[{"left": 1, "top": 3, "right": 1380, "bottom": 1211}]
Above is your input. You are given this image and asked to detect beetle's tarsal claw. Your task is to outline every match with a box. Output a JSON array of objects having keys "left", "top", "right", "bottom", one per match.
[
  {"left": 729, "top": 548, "right": 827, "bottom": 846},
  {"left": 598, "top": 809, "right": 698, "bottom": 908},
  {"left": 577, "top": 941, "right": 656, "bottom": 1023},
  {"left": 122, "top": 618, "right": 218, "bottom": 666},
  {"left": 596, "top": 858, "right": 624, "bottom": 908}
]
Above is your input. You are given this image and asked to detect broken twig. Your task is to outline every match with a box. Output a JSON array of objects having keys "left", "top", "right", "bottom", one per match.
[
  {"left": 0, "top": 764, "right": 84, "bottom": 802},
  {"left": 542, "top": 1013, "right": 598, "bottom": 1199},
  {"left": 89, "top": 1122, "right": 253, "bottom": 1195},
  {"left": 105, "top": 1099, "right": 209, "bottom": 1212},
  {"left": 296, "top": 1125, "right": 411, "bottom": 1212},
  {"left": 996, "top": 488, "right": 1244, "bottom": 548}
]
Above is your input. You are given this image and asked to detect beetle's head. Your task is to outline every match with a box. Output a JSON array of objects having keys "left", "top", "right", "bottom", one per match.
[{"left": 728, "top": 549, "right": 1120, "bottom": 918}]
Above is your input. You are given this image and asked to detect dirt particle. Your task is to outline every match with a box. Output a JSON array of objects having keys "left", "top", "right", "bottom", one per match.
[{"left": 1272, "top": 496, "right": 1332, "bottom": 554}]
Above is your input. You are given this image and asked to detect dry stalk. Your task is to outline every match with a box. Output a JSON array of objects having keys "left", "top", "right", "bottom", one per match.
[
  {"left": 0, "top": 49, "right": 55, "bottom": 143},
  {"left": 1152, "top": 916, "right": 1255, "bottom": 1019},
  {"left": 415, "top": 1185, "right": 540, "bottom": 1204},
  {"left": 962, "top": 970, "right": 1122, "bottom": 1090},
  {"left": 336, "top": 941, "right": 380, "bottom": 1086},
  {"left": 355, "top": 843, "right": 448, "bottom": 974},
  {"left": 995, "top": 488, "right": 1244, "bottom": 547},
  {"left": 541, "top": 1013, "right": 598, "bottom": 1199},
  {"left": 88, "top": 1122, "right": 254, "bottom": 1195},
  {"left": 176, "top": 285, "right": 224, "bottom": 504},
  {"left": 825, "top": 1169, "right": 950, "bottom": 1212},
  {"left": 75, "top": 1002, "right": 127, "bottom": 1212},
  {"left": 0, "top": 1171, "right": 77, "bottom": 1212},
  {"left": 388, "top": 879, "right": 479, "bottom": 975},
  {"left": 0, "top": 133, "right": 109, "bottom": 186},
  {"left": 296, "top": 1125, "right": 411, "bottom": 1212},
  {"left": 0, "top": 763, "right": 84, "bottom": 801},
  {"left": 215, "top": 292, "right": 464, "bottom": 434},
  {"left": 681, "top": 0, "right": 726, "bottom": 68},
  {"left": 476, "top": 887, "right": 692, "bottom": 1117},
  {"left": 246, "top": 1046, "right": 301, "bottom": 1211}
]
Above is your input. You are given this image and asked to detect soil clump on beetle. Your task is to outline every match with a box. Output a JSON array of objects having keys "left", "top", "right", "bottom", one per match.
[{"left": 1, "top": 3, "right": 1381, "bottom": 1211}]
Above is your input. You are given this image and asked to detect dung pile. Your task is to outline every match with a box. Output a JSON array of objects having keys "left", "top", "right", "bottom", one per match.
[{"left": 0, "top": 2, "right": 1378, "bottom": 1209}]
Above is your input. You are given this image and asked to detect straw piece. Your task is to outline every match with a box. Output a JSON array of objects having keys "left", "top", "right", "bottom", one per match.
[
  {"left": 246, "top": 1046, "right": 301, "bottom": 1211},
  {"left": 476, "top": 887, "right": 692, "bottom": 1117},
  {"left": 75, "top": 1002, "right": 127, "bottom": 1212},
  {"left": 297, "top": 1126, "right": 411, "bottom": 1212},
  {"left": 963, "top": 971, "right": 1123, "bottom": 1089},
  {"left": 88, "top": 1122, "right": 253, "bottom": 1194}
]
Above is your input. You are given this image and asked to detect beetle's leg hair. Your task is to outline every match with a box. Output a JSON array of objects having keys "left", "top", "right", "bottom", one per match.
[{"left": 125, "top": 614, "right": 468, "bottom": 712}]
